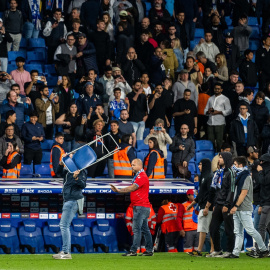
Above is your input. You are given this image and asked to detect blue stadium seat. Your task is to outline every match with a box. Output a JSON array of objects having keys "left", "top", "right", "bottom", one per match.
[
  {"left": 168, "top": 127, "right": 175, "bottom": 138},
  {"left": 44, "top": 64, "right": 57, "bottom": 75},
  {"left": 136, "top": 150, "right": 148, "bottom": 161},
  {"left": 74, "top": 91, "right": 79, "bottom": 99},
  {"left": 28, "top": 38, "right": 46, "bottom": 49},
  {"left": 249, "top": 40, "right": 260, "bottom": 51},
  {"left": 18, "top": 220, "right": 45, "bottom": 254},
  {"left": 26, "top": 51, "right": 45, "bottom": 64},
  {"left": 248, "top": 17, "right": 259, "bottom": 26},
  {"left": 167, "top": 150, "right": 172, "bottom": 162},
  {"left": 43, "top": 220, "right": 62, "bottom": 253},
  {"left": 195, "top": 140, "right": 214, "bottom": 152},
  {"left": 34, "top": 164, "right": 51, "bottom": 178},
  {"left": 143, "top": 128, "right": 150, "bottom": 139},
  {"left": 24, "top": 64, "right": 43, "bottom": 74},
  {"left": 71, "top": 220, "right": 94, "bottom": 253},
  {"left": 103, "top": 164, "right": 108, "bottom": 176},
  {"left": 167, "top": 163, "right": 173, "bottom": 175},
  {"left": 195, "top": 28, "right": 204, "bottom": 38},
  {"left": 250, "top": 26, "right": 260, "bottom": 39},
  {"left": 190, "top": 38, "right": 200, "bottom": 50},
  {"left": 0, "top": 220, "right": 20, "bottom": 254},
  {"left": 41, "top": 151, "right": 51, "bottom": 163},
  {"left": 41, "top": 140, "right": 54, "bottom": 150},
  {"left": 195, "top": 151, "right": 214, "bottom": 164},
  {"left": 92, "top": 220, "right": 118, "bottom": 253},
  {"left": 136, "top": 140, "right": 149, "bottom": 151},
  {"left": 188, "top": 163, "right": 196, "bottom": 174},
  {"left": 0, "top": 12, "right": 3, "bottom": 18},
  {"left": 46, "top": 75, "right": 58, "bottom": 87},
  {"left": 8, "top": 51, "right": 27, "bottom": 63},
  {"left": 145, "top": 2, "right": 151, "bottom": 16},
  {"left": 225, "top": 16, "right": 232, "bottom": 26},
  {"left": 20, "top": 38, "right": 27, "bottom": 48},
  {"left": 7, "top": 64, "right": 17, "bottom": 74},
  {"left": 20, "top": 164, "right": 33, "bottom": 178}
]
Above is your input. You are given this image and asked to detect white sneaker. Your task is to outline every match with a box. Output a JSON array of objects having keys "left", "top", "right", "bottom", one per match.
[
  {"left": 205, "top": 251, "right": 223, "bottom": 257},
  {"left": 216, "top": 252, "right": 231, "bottom": 258},
  {"left": 53, "top": 251, "right": 72, "bottom": 259}
]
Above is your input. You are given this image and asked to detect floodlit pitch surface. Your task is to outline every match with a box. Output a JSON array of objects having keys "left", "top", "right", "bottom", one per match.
[{"left": 0, "top": 253, "right": 268, "bottom": 270}]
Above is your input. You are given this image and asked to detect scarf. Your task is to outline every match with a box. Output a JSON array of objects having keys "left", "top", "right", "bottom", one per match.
[
  {"left": 77, "top": 40, "right": 88, "bottom": 67},
  {"left": 210, "top": 168, "right": 224, "bottom": 189},
  {"left": 28, "top": 0, "right": 41, "bottom": 30},
  {"left": 132, "top": 169, "right": 144, "bottom": 183},
  {"left": 46, "top": 0, "right": 64, "bottom": 11}
]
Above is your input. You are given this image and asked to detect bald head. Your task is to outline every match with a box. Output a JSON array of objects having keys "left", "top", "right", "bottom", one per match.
[{"left": 131, "top": 158, "right": 143, "bottom": 173}]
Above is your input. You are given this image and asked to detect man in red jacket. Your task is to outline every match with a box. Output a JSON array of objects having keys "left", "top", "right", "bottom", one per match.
[{"left": 111, "top": 158, "right": 153, "bottom": 256}]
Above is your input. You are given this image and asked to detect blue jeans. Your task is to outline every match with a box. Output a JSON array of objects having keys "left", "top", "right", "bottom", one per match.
[
  {"left": 107, "top": 158, "right": 114, "bottom": 178},
  {"left": 253, "top": 204, "right": 269, "bottom": 246},
  {"left": 60, "top": 200, "right": 78, "bottom": 253},
  {"left": 0, "top": 58, "right": 8, "bottom": 72},
  {"left": 64, "top": 139, "right": 76, "bottom": 153},
  {"left": 23, "top": 22, "right": 40, "bottom": 39},
  {"left": 233, "top": 211, "right": 267, "bottom": 256},
  {"left": 130, "top": 121, "right": 145, "bottom": 140},
  {"left": 130, "top": 206, "right": 153, "bottom": 253}
]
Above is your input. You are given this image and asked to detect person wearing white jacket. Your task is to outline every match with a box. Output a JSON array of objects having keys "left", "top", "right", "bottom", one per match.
[{"left": 193, "top": 31, "right": 220, "bottom": 63}]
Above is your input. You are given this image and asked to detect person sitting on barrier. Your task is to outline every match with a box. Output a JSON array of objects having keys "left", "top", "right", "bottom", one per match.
[
  {"left": 113, "top": 134, "right": 136, "bottom": 178},
  {"left": 50, "top": 132, "right": 66, "bottom": 178},
  {"left": 143, "top": 137, "right": 165, "bottom": 179},
  {"left": 0, "top": 141, "right": 21, "bottom": 179},
  {"left": 86, "top": 119, "right": 107, "bottom": 178}
]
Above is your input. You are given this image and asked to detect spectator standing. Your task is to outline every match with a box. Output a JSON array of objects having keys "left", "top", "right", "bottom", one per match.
[
  {"left": 0, "top": 19, "right": 13, "bottom": 72},
  {"left": 21, "top": 111, "right": 44, "bottom": 165},
  {"left": 43, "top": 8, "right": 67, "bottom": 64},
  {"left": 0, "top": 72, "right": 15, "bottom": 103},
  {"left": 261, "top": 116, "right": 270, "bottom": 154},
  {"left": 127, "top": 80, "right": 148, "bottom": 140},
  {"left": 10, "top": 57, "right": 31, "bottom": 95},
  {"left": 230, "top": 104, "right": 259, "bottom": 156},
  {"left": 143, "top": 137, "right": 165, "bottom": 179},
  {"left": 169, "top": 124, "right": 195, "bottom": 178},
  {"left": 185, "top": 56, "right": 203, "bottom": 91},
  {"left": 172, "top": 69, "right": 198, "bottom": 105},
  {"left": 173, "top": 89, "right": 197, "bottom": 136},
  {"left": 232, "top": 15, "right": 252, "bottom": 54},
  {"left": 122, "top": 47, "right": 146, "bottom": 87},
  {"left": 65, "top": 18, "right": 84, "bottom": 44},
  {"left": 109, "top": 88, "right": 129, "bottom": 120},
  {"left": 0, "top": 124, "right": 23, "bottom": 160},
  {"left": 50, "top": 132, "right": 65, "bottom": 178},
  {"left": 3, "top": 0, "right": 23, "bottom": 51},
  {"left": 35, "top": 86, "right": 60, "bottom": 140},
  {"left": 204, "top": 83, "right": 232, "bottom": 152},
  {"left": 0, "top": 141, "right": 21, "bottom": 178},
  {"left": 171, "top": 38, "right": 184, "bottom": 73},
  {"left": 193, "top": 31, "right": 220, "bottom": 63},
  {"left": 149, "top": 47, "right": 166, "bottom": 85},
  {"left": 148, "top": 0, "right": 171, "bottom": 29},
  {"left": 196, "top": 51, "right": 217, "bottom": 74},
  {"left": 0, "top": 90, "right": 32, "bottom": 129},
  {"left": 175, "top": 11, "right": 190, "bottom": 54},
  {"left": 239, "top": 49, "right": 258, "bottom": 88},
  {"left": 86, "top": 104, "right": 109, "bottom": 131},
  {"left": 214, "top": 53, "right": 228, "bottom": 84},
  {"left": 211, "top": 142, "right": 232, "bottom": 173},
  {"left": 111, "top": 159, "right": 153, "bottom": 257},
  {"left": 0, "top": 110, "right": 20, "bottom": 137},
  {"left": 118, "top": 109, "right": 136, "bottom": 147}
]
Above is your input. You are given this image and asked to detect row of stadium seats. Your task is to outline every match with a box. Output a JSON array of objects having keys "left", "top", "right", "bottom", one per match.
[{"left": 0, "top": 219, "right": 118, "bottom": 254}]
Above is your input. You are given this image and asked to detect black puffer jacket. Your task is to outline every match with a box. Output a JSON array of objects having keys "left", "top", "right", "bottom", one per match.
[
  {"left": 195, "top": 158, "right": 213, "bottom": 210},
  {"left": 258, "top": 154, "right": 270, "bottom": 206},
  {"left": 62, "top": 169, "right": 87, "bottom": 201}
]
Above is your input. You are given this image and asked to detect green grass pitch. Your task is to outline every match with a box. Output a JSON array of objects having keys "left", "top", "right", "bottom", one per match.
[{"left": 0, "top": 253, "right": 269, "bottom": 270}]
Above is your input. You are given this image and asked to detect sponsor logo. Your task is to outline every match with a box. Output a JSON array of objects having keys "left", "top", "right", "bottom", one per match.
[
  {"left": 21, "top": 214, "right": 30, "bottom": 218},
  {"left": 177, "top": 189, "right": 188, "bottom": 194},
  {"left": 11, "top": 202, "right": 20, "bottom": 207},
  {"left": 99, "top": 189, "right": 112, "bottom": 193},
  {"left": 30, "top": 195, "right": 39, "bottom": 201},
  {"left": 40, "top": 202, "right": 49, "bottom": 207},
  {"left": 96, "top": 213, "right": 105, "bottom": 219},
  {"left": 106, "top": 213, "right": 115, "bottom": 219},
  {"left": 4, "top": 189, "right": 18, "bottom": 194},
  {"left": 38, "top": 190, "right": 53, "bottom": 194},
  {"left": 22, "top": 189, "right": 34, "bottom": 193},
  {"left": 40, "top": 208, "right": 48, "bottom": 213},
  {"left": 115, "top": 213, "right": 125, "bottom": 219},
  {"left": 74, "top": 224, "right": 84, "bottom": 227},
  {"left": 58, "top": 214, "right": 62, "bottom": 219},
  {"left": 30, "top": 213, "right": 39, "bottom": 218},
  {"left": 11, "top": 196, "right": 20, "bottom": 201},
  {"left": 39, "top": 214, "right": 49, "bottom": 219},
  {"left": 21, "top": 202, "right": 30, "bottom": 207},
  {"left": 49, "top": 214, "right": 58, "bottom": 219},
  {"left": 2, "top": 195, "right": 11, "bottom": 201},
  {"left": 87, "top": 208, "right": 96, "bottom": 213},
  {"left": 2, "top": 213, "right": 10, "bottom": 218},
  {"left": 30, "top": 208, "right": 39, "bottom": 213},
  {"left": 97, "top": 208, "right": 105, "bottom": 213},
  {"left": 87, "top": 214, "right": 96, "bottom": 219},
  {"left": 159, "top": 189, "right": 172, "bottom": 193},
  {"left": 21, "top": 196, "right": 29, "bottom": 201},
  {"left": 11, "top": 213, "right": 21, "bottom": 218},
  {"left": 77, "top": 214, "right": 86, "bottom": 219},
  {"left": 30, "top": 202, "right": 39, "bottom": 207},
  {"left": 83, "top": 190, "right": 97, "bottom": 194}
]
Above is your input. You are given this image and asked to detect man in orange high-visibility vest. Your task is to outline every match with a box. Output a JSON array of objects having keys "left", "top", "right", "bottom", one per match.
[{"left": 177, "top": 189, "right": 199, "bottom": 252}]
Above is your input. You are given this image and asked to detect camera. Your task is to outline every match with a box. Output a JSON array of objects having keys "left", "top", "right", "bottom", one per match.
[
  {"left": 82, "top": 114, "right": 87, "bottom": 119},
  {"left": 154, "top": 126, "right": 162, "bottom": 131}
]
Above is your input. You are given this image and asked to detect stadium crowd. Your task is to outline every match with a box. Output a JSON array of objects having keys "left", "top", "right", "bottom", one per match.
[{"left": 0, "top": 0, "right": 270, "bottom": 258}]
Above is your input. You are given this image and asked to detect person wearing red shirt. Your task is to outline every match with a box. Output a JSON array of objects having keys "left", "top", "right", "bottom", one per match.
[{"left": 111, "top": 158, "right": 153, "bottom": 256}]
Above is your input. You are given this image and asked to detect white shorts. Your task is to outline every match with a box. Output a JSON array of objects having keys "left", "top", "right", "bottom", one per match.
[{"left": 197, "top": 209, "right": 213, "bottom": 233}]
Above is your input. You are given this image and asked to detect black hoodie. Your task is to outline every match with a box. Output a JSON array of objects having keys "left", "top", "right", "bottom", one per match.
[
  {"left": 195, "top": 158, "right": 213, "bottom": 210},
  {"left": 258, "top": 154, "right": 270, "bottom": 206}
]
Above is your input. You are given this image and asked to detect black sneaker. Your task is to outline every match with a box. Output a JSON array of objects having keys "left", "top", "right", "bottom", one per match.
[
  {"left": 188, "top": 250, "right": 202, "bottom": 257},
  {"left": 246, "top": 250, "right": 259, "bottom": 258},
  {"left": 122, "top": 251, "right": 137, "bottom": 256},
  {"left": 258, "top": 250, "right": 269, "bottom": 258},
  {"left": 224, "top": 253, "right": 239, "bottom": 259},
  {"left": 141, "top": 251, "right": 154, "bottom": 256}
]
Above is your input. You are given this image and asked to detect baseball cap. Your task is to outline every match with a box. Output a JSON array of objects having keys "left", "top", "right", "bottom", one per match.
[
  {"left": 186, "top": 189, "right": 194, "bottom": 195},
  {"left": 225, "top": 32, "right": 233, "bottom": 38},
  {"left": 180, "top": 69, "right": 189, "bottom": 74},
  {"left": 119, "top": 10, "right": 128, "bottom": 17},
  {"left": 247, "top": 146, "right": 259, "bottom": 154}
]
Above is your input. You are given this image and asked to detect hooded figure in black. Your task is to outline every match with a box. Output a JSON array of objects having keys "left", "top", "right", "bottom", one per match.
[{"left": 207, "top": 152, "right": 236, "bottom": 255}]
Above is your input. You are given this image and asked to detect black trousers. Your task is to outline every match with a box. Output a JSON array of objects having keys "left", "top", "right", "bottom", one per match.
[
  {"left": 24, "top": 148, "right": 42, "bottom": 165},
  {"left": 44, "top": 124, "right": 54, "bottom": 140},
  {"left": 210, "top": 204, "right": 235, "bottom": 253}
]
